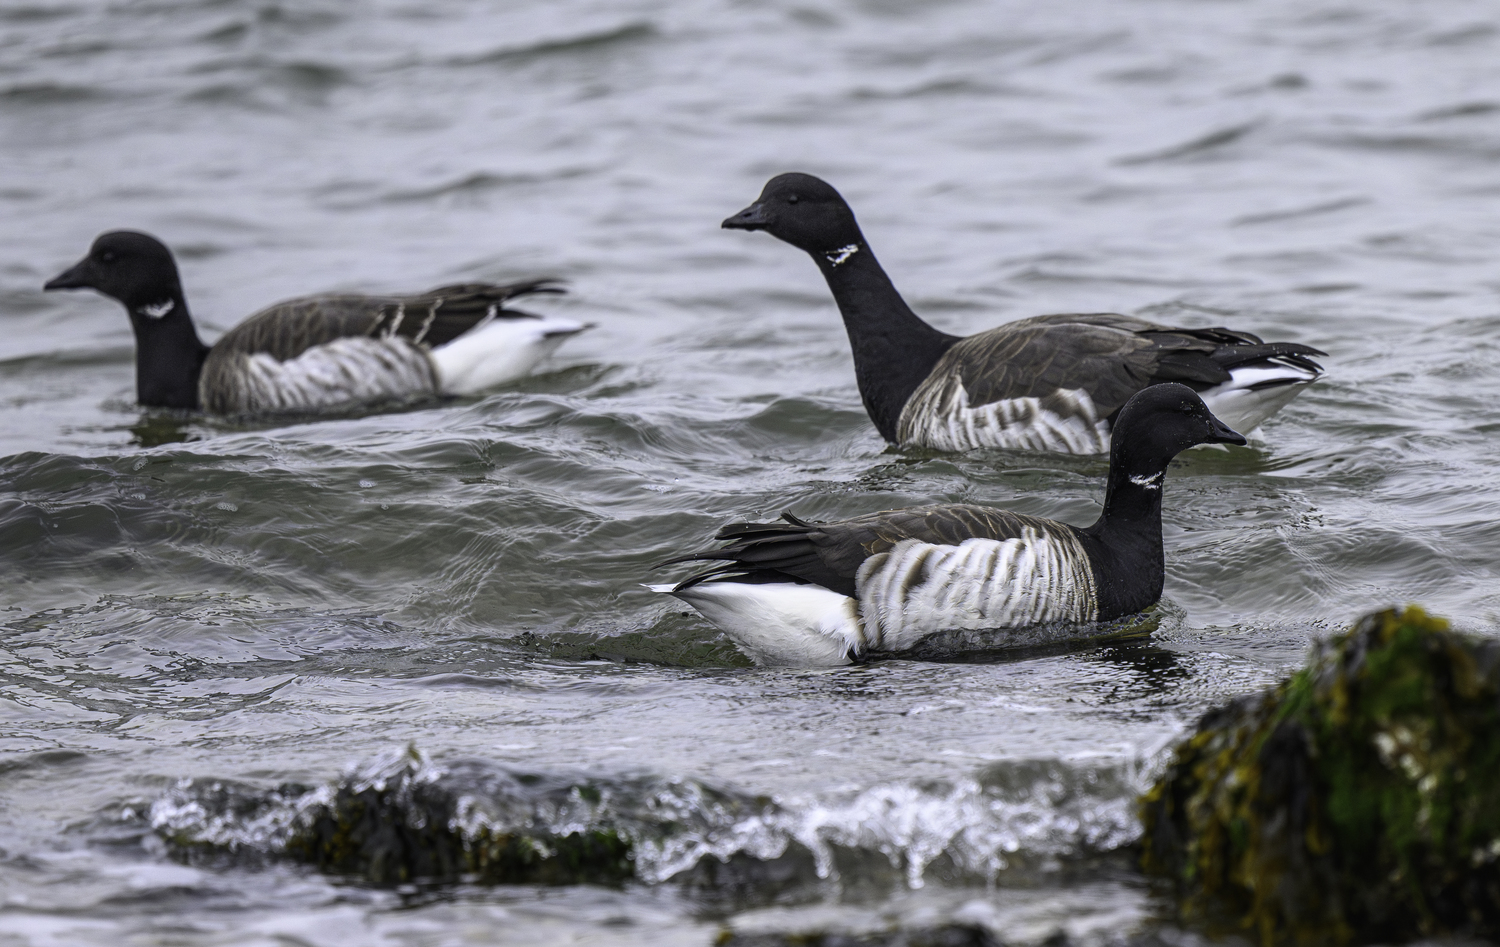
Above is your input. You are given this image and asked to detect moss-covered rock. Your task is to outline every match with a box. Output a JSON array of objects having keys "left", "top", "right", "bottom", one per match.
[
  {"left": 282, "top": 748, "right": 633, "bottom": 886},
  {"left": 716, "top": 925, "right": 998, "bottom": 947},
  {"left": 1140, "top": 606, "right": 1500, "bottom": 944}
]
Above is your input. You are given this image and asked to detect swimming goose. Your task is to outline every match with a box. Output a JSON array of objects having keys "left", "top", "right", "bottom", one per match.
[
  {"left": 43, "top": 231, "right": 587, "bottom": 415},
  {"left": 653, "top": 383, "right": 1245, "bottom": 666},
  {"left": 723, "top": 173, "right": 1324, "bottom": 454}
]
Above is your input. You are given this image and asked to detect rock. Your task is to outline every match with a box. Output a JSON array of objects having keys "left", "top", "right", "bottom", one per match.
[
  {"left": 716, "top": 925, "right": 1000, "bottom": 947},
  {"left": 152, "top": 748, "right": 822, "bottom": 893},
  {"left": 281, "top": 747, "right": 633, "bottom": 886},
  {"left": 1140, "top": 606, "right": 1500, "bottom": 944},
  {"left": 714, "top": 926, "right": 1213, "bottom": 947}
]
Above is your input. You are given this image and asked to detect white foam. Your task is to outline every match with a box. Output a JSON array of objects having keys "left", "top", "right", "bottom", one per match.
[
  {"left": 632, "top": 757, "right": 1148, "bottom": 886},
  {"left": 149, "top": 746, "right": 1149, "bottom": 892}
]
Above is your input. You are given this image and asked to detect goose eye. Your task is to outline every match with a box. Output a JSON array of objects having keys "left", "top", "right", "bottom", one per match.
[
  {"left": 99, "top": 251, "right": 116, "bottom": 263},
  {"left": 787, "top": 194, "right": 799, "bottom": 204}
]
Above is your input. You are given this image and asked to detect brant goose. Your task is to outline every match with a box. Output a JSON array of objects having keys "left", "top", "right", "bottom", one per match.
[
  {"left": 44, "top": 231, "right": 587, "bottom": 415},
  {"left": 723, "top": 173, "right": 1324, "bottom": 454},
  {"left": 653, "top": 383, "right": 1244, "bottom": 666}
]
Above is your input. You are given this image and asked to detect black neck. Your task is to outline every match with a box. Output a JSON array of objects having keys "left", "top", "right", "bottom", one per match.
[
  {"left": 809, "top": 239, "right": 957, "bottom": 442},
  {"left": 1079, "top": 450, "right": 1171, "bottom": 620},
  {"left": 126, "top": 290, "right": 209, "bottom": 410}
]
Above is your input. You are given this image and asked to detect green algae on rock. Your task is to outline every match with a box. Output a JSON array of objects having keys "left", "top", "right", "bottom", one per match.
[
  {"left": 716, "top": 924, "right": 999, "bottom": 947},
  {"left": 282, "top": 746, "right": 634, "bottom": 886},
  {"left": 1140, "top": 606, "right": 1500, "bottom": 944},
  {"left": 151, "top": 747, "right": 635, "bottom": 886}
]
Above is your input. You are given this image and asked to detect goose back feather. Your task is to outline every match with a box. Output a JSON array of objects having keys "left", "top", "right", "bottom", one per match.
[{"left": 209, "top": 280, "right": 563, "bottom": 361}]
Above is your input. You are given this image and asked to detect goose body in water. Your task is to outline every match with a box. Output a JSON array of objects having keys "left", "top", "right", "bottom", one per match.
[
  {"left": 653, "top": 384, "right": 1245, "bottom": 666},
  {"left": 723, "top": 173, "right": 1324, "bottom": 454},
  {"left": 44, "top": 231, "right": 587, "bottom": 415}
]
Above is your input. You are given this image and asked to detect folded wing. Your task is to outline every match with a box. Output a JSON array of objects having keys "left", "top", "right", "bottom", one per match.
[
  {"left": 944, "top": 314, "right": 1324, "bottom": 418},
  {"left": 666, "top": 505, "right": 1055, "bottom": 598},
  {"left": 898, "top": 314, "right": 1324, "bottom": 450},
  {"left": 210, "top": 279, "right": 565, "bottom": 361},
  {"left": 199, "top": 279, "right": 566, "bottom": 414}
]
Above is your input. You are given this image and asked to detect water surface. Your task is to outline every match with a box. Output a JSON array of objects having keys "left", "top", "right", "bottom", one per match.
[{"left": 4, "top": 1, "right": 1500, "bottom": 944}]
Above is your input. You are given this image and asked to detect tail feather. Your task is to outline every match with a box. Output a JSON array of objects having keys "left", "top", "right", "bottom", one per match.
[
  {"left": 423, "top": 278, "right": 566, "bottom": 303},
  {"left": 648, "top": 579, "right": 864, "bottom": 666},
  {"left": 661, "top": 513, "right": 830, "bottom": 592},
  {"left": 1199, "top": 359, "right": 1321, "bottom": 434},
  {"left": 393, "top": 279, "right": 568, "bottom": 348},
  {"left": 429, "top": 315, "right": 587, "bottom": 394}
]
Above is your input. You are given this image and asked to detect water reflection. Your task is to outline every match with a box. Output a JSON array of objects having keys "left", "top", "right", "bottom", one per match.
[
  {"left": 897, "top": 613, "right": 1161, "bottom": 665},
  {"left": 129, "top": 412, "right": 200, "bottom": 448},
  {"left": 1084, "top": 638, "right": 1190, "bottom": 704}
]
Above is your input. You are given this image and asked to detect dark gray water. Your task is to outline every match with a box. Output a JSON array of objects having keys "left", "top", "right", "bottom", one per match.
[{"left": 4, "top": 0, "right": 1500, "bottom": 943}]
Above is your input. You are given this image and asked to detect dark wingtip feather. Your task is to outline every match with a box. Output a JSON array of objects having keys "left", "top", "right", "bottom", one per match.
[
  {"left": 542, "top": 322, "right": 593, "bottom": 338},
  {"left": 423, "top": 278, "right": 567, "bottom": 301},
  {"left": 714, "top": 519, "right": 805, "bottom": 540},
  {"left": 509, "top": 278, "right": 567, "bottom": 298},
  {"left": 1210, "top": 340, "right": 1327, "bottom": 374},
  {"left": 657, "top": 510, "right": 855, "bottom": 597},
  {"left": 655, "top": 550, "right": 734, "bottom": 570},
  {"left": 488, "top": 277, "right": 568, "bottom": 298}
]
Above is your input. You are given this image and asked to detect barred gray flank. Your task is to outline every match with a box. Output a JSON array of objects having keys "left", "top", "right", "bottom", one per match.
[
  {"left": 202, "top": 337, "right": 437, "bottom": 415},
  {"left": 898, "top": 376, "right": 1111, "bottom": 453},
  {"left": 855, "top": 527, "right": 1099, "bottom": 652}
]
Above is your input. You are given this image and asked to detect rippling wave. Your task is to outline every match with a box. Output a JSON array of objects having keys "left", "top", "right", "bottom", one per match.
[{"left": 148, "top": 746, "right": 1145, "bottom": 889}]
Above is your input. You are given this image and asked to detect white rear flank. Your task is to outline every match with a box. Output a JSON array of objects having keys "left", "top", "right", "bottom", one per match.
[
  {"left": 648, "top": 582, "right": 864, "bottom": 667},
  {"left": 856, "top": 530, "right": 1097, "bottom": 652},
  {"left": 1198, "top": 362, "right": 1320, "bottom": 436},
  {"left": 222, "top": 337, "right": 435, "bottom": 414},
  {"left": 430, "top": 315, "right": 586, "bottom": 395}
]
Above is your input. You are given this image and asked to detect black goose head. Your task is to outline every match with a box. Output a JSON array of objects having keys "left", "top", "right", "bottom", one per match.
[
  {"left": 1085, "top": 384, "right": 1243, "bottom": 617},
  {"left": 45, "top": 231, "right": 207, "bottom": 410},
  {"left": 722, "top": 173, "right": 864, "bottom": 258},
  {"left": 45, "top": 231, "right": 185, "bottom": 318},
  {"left": 1110, "top": 382, "right": 1246, "bottom": 478}
]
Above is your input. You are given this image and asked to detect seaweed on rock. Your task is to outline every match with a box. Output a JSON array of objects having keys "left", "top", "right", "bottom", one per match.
[
  {"left": 715, "top": 926, "right": 999, "bottom": 947},
  {"left": 281, "top": 747, "right": 634, "bottom": 886},
  {"left": 150, "top": 746, "right": 635, "bottom": 886},
  {"left": 1140, "top": 606, "right": 1500, "bottom": 944},
  {"left": 714, "top": 925, "right": 1210, "bottom": 946}
]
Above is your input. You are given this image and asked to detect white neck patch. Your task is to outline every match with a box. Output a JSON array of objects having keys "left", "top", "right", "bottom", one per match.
[
  {"left": 140, "top": 299, "right": 175, "bottom": 319},
  {"left": 1129, "top": 472, "right": 1163, "bottom": 490},
  {"left": 825, "top": 244, "right": 859, "bottom": 267}
]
